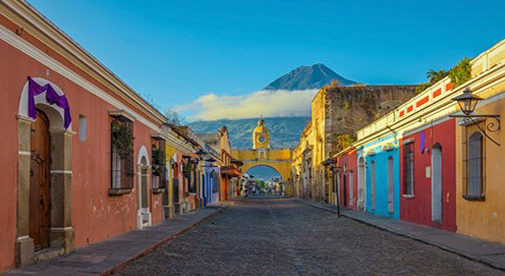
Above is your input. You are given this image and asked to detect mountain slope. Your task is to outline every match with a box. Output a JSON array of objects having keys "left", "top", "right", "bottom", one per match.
[
  {"left": 264, "top": 63, "right": 355, "bottom": 90},
  {"left": 189, "top": 117, "right": 310, "bottom": 149}
]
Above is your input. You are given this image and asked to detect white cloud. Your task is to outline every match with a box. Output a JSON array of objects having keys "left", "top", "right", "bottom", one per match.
[{"left": 178, "top": 89, "right": 318, "bottom": 121}]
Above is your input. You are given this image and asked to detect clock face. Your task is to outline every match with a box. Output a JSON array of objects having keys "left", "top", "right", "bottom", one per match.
[{"left": 258, "top": 136, "right": 266, "bottom": 143}]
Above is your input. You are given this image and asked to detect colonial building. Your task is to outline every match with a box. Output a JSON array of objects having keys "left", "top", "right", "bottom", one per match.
[
  {"left": 0, "top": 1, "right": 240, "bottom": 271},
  {"left": 0, "top": 0, "right": 179, "bottom": 269},
  {"left": 330, "top": 38, "right": 505, "bottom": 242},
  {"left": 293, "top": 84, "right": 417, "bottom": 203},
  {"left": 231, "top": 119, "right": 292, "bottom": 194}
]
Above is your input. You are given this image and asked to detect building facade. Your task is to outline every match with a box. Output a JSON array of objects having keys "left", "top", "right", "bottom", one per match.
[{"left": 0, "top": 1, "right": 176, "bottom": 269}]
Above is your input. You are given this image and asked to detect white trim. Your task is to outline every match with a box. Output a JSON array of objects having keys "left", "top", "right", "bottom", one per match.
[
  {"left": 50, "top": 227, "right": 73, "bottom": 231},
  {"left": 402, "top": 138, "right": 415, "bottom": 145},
  {"left": 6, "top": 1, "right": 166, "bottom": 122},
  {"left": 403, "top": 115, "right": 453, "bottom": 137},
  {"left": 109, "top": 109, "right": 136, "bottom": 122},
  {"left": 137, "top": 145, "right": 150, "bottom": 165},
  {"left": 50, "top": 170, "right": 72, "bottom": 174},
  {"left": 18, "top": 151, "right": 31, "bottom": 156},
  {"left": 16, "top": 235, "right": 30, "bottom": 240},
  {"left": 16, "top": 114, "right": 34, "bottom": 123},
  {"left": 0, "top": 24, "right": 160, "bottom": 132}
]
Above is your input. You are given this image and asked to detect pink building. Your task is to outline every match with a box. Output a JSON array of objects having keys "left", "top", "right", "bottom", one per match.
[{"left": 0, "top": 1, "right": 170, "bottom": 271}]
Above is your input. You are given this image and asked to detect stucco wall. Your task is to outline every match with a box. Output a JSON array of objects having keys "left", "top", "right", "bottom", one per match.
[
  {"left": 361, "top": 133, "right": 401, "bottom": 219},
  {"left": 400, "top": 119, "right": 457, "bottom": 231},
  {"left": 0, "top": 37, "right": 20, "bottom": 272},
  {"left": 0, "top": 21, "right": 163, "bottom": 269},
  {"left": 456, "top": 94, "right": 505, "bottom": 242}
]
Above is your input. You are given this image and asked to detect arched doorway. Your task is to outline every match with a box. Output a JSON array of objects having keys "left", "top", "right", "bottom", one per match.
[
  {"left": 30, "top": 109, "right": 51, "bottom": 251},
  {"left": 137, "top": 146, "right": 151, "bottom": 229},
  {"left": 357, "top": 157, "right": 366, "bottom": 211},
  {"left": 432, "top": 144, "right": 443, "bottom": 222},
  {"left": 17, "top": 77, "right": 74, "bottom": 266},
  {"left": 246, "top": 165, "right": 283, "bottom": 196}
]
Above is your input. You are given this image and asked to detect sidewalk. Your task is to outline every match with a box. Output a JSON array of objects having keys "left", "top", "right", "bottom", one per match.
[
  {"left": 298, "top": 198, "right": 505, "bottom": 271},
  {"left": 6, "top": 204, "right": 228, "bottom": 276}
]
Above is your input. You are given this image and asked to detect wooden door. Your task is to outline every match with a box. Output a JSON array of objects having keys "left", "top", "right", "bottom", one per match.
[{"left": 30, "top": 110, "right": 51, "bottom": 251}]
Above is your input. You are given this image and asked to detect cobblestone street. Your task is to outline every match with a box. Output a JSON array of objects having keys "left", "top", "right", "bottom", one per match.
[{"left": 117, "top": 198, "right": 503, "bottom": 275}]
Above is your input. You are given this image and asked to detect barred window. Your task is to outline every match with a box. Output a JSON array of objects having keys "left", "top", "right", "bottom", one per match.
[
  {"left": 110, "top": 116, "right": 134, "bottom": 189},
  {"left": 151, "top": 138, "right": 167, "bottom": 190},
  {"left": 467, "top": 131, "right": 484, "bottom": 197},
  {"left": 403, "top": 142, "right": 414, "bottom": 195}
]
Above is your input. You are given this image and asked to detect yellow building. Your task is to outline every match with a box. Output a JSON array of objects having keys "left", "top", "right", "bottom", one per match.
[
  {"left": 454, "top": 39, "right": 505, "bottom": 244},
  {"left": 231, "top": 119, "right": 293, "bottom": 194},
  {"left": 253, "top": 118, "right": 270, "bottom": 149}
]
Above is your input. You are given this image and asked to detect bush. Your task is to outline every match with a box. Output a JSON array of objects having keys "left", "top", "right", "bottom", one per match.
[{"left": 449, "top": 57, "right": 472, "bottom": 87}]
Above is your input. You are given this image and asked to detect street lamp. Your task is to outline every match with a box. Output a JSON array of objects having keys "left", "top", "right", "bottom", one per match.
[
  {"left": 322, "top": 158, "right": 340, "bottom": 217},
  {"left": 450, "top": 87, "right": 501, "bottom": 146},
  {"left": 453, "top": 88, "right": 482, "bottom": 116}
]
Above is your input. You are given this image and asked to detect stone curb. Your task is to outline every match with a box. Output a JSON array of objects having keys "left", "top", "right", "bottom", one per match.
[
  {"left": 296, "top": 198, "right": 505, "bottom": 272},
  {"left": 100, "top": 204, "right": 230, "bottom": 276}
]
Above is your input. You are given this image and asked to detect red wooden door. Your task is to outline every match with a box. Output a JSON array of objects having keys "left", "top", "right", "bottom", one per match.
[{"left": 30, "top": 109, "right": 51, "bottom": 251}]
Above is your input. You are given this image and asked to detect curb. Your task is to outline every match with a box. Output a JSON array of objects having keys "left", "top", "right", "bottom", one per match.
[
  {"left": 100, "top": 204, "right": 230, "bottom": 276},
  {"left": 297, "top": 198, "right": 505, "bottom": 272}
]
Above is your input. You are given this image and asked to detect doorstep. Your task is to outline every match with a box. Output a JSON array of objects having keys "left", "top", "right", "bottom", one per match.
[
  {"left": 6, "top": 204, "right": 228, "bottom": 276},
  {"left": 298, "top": 198, "right": 505, "bottom": 272}
]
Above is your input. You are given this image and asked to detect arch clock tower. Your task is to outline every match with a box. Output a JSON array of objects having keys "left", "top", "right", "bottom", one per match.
[{"left": 253, "top": 118, "right": 270, "bottom": 149}]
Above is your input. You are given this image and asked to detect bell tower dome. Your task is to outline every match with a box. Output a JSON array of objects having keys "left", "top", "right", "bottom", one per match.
[{"left": 253, "top": 117, "right": 270, "bottom": 149}]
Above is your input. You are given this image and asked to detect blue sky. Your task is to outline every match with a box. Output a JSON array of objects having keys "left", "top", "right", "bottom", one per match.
[{"left": 27, "top": 0, "right": 505, "bottom": 120}]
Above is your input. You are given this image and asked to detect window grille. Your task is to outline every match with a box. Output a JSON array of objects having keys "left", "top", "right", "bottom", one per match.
[
  {"left": 151, "top": 139, "right": 167, "bottom": 189},
  {"left": 467, "top": 131, "right": 483, "bottom": 196},
  {"left": 110, "top": 116, "right": 134, "bottom": 189},
  {"left": 403, "top": 143, "right": 414, "bottom": 195}
]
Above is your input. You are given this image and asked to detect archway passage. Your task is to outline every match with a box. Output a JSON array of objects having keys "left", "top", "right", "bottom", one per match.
[
  {"left": 245, "top": 165, "right": 283, "bottom": 196},
  {"left": 30, "top": 109, "right": 51, "bottom": 251}
]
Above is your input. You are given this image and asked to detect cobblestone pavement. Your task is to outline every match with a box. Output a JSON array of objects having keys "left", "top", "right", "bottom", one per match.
[{"left": 117, "top": 198, "right": 504, "bottom": 275}]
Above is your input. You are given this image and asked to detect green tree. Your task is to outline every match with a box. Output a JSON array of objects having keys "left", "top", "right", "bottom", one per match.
[{"left": 449, "top": 57, "right": 472, "bottom": 87}]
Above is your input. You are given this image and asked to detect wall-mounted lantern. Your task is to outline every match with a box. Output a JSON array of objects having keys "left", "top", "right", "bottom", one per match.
[{"left": 450, "top": 87, "right": 501, "bottom": 146}]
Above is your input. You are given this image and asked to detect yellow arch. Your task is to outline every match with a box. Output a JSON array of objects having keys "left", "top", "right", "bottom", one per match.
[{"left": 241, "top": 161, "right": 292, "bottom": 182}]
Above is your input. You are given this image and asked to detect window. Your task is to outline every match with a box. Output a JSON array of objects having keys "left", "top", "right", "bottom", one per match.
[
  {"left": 151, "top": 138, "right": 167, "bottom": 190},
  {"left": 464, "top": 130, "right": 485, "bottom": 200},
  {"left": 79, "top": 115, "right": 87, "bottom": 141},
  {"left": 110, "top": 115, "right": 134, "bottom": 190},
  {"left": 212, "top": 171, "right": 219, "bottom": 193},
  {"left": 403, "top": 142, "right": 414, "bottom": 196},
  {"left": 370, "top": 161, "right": 375, "bottom": 210}
]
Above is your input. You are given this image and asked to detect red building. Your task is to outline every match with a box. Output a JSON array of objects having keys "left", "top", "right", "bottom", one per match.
[
  {"left": 399, "top": 118, "right": 457, "bottom": 231},
  {"left": 335, "top": 148, "right": 358, "bottom": 210}
]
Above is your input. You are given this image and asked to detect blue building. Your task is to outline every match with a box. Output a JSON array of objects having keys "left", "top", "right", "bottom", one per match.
[
  {"left": 203, "top": 144, "right": 221, "bottom": 206},
  {"left": 360, "top": 133, "right": 400, "bottom": 219}
]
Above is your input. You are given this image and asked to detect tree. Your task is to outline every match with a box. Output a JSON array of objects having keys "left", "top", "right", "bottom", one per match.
[
  {"left": 165, "top": 108, "right": 186, "bottom": 125},
  {"left": 426, "top": 69, "right": 449, "bottom": 84}
]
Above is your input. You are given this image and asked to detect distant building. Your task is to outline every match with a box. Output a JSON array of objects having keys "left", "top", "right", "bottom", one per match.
[{"left": 292, "top": 84, "right": 417, "bottom": 202}]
